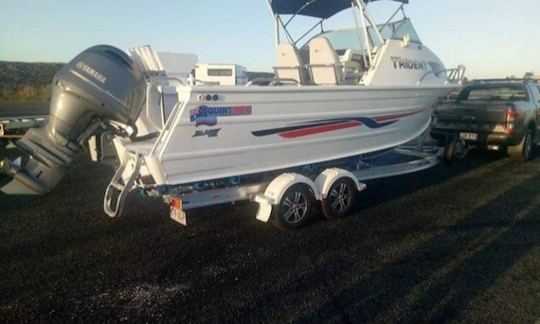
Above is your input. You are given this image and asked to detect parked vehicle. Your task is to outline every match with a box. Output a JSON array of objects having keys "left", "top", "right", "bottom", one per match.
[
  {"left": 431, "top": 79, "right": 540, "bottom": 162},
  {"left": 0, "top": 103, "right": 48, "bottom": 146},
  {"left": 195, "top": 64, "right": 248, "bottom": 86},
  {"left": 0, "top": 115, "right": 48, "bottom": 145}
]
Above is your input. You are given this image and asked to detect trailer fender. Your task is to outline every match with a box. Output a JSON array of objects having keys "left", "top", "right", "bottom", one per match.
[
  {"left": 315, "top": 168, "right": 366, "bottom": 199},
  {"left": 254, "top": 196, "right": 273, "bottom": 222},
  {"left": 254, "top": 173, "right": 319, "bottom": 223}
]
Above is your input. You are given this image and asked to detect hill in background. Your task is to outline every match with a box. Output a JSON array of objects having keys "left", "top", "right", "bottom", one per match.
[
  {"left": 0, "top": 61, "right": 274, "bottom": 104},
  {"left": 0, "top": 61, "right": 64, "bottom": 102}
]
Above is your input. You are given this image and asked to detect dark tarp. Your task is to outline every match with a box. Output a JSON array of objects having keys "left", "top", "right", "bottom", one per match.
[{"left": 270, "top": 0, "right": 409, "bottom": 19}]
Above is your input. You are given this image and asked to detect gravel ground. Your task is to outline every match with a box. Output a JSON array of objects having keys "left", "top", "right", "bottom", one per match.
[{"left": 0, "top": 147, "right": 539, "bottom": 323}]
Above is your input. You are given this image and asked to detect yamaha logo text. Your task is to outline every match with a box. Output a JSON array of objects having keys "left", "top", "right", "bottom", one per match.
[{"left": 76, "top": 61, "right": 107, "bottom": 84}]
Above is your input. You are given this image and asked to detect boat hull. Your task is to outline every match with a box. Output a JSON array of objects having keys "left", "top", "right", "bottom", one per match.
[{"left": 132, "top": 85, "right": 452, "bottom": 186}]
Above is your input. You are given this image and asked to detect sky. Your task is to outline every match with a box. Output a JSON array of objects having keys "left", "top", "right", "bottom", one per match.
[{"left": 0, "top": 0, "right": 539, "bottom": 79}]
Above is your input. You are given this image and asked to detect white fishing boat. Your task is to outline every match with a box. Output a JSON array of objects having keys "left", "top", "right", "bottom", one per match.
[
  {"left": 1, "top": 0, "right": 465, "bottom": 226},
  {"left": 117, "top": 0, "right": 465, "bottom": 187}
]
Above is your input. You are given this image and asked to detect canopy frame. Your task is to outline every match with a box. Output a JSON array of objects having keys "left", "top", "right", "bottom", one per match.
[{"left": 269, "top": 0, "right": 407, "bottom": 20}]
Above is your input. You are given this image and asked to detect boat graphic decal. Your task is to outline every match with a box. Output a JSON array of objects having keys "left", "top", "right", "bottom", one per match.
[
  {"left": 190, "top": 105, "right": 252, "bottom": 127},
  {"left": 192, "top": 128, "right": 221, "bottom": 137},
  {"left": 252, "top": 111, "right": 422, "bottom": 139}
]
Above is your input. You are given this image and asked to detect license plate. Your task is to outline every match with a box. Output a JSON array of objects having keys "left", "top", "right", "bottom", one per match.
[
  {"left": 170, "top": 208, "right": 187, "bottom": 226},
  {"left": 460, "top": 132, "right": 478, "bottom": 141}
]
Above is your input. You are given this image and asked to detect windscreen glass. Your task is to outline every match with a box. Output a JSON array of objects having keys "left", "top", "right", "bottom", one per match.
[
  {"left": 301, "top": 18, "right": 421, "bottom": 53},
  {"left": 390, "top": 19, "right": 421, "bottom": 43}
]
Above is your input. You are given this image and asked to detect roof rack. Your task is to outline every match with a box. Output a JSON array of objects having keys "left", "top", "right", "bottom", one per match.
[{"left": 471, "top": 78, "right": 539, "bottom": 84}]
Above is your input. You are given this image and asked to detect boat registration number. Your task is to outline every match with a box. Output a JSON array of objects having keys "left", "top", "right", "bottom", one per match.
[{"left": 460, "top": 132, "right": 478, "bottom": 141}]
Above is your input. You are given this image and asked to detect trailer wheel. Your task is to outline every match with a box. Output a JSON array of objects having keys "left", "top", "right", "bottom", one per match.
[
  {"left": 321, "top": 178, "right": 357, "bottom": 220},
  {"left": 271, "top": 184, "right": 313, "bottom": 229}
]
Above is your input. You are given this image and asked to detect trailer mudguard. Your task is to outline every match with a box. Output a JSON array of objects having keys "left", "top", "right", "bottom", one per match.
[
  {"left": 315, "top": 168, "right": 367, "bottom": 199},
  {"left": 254, "top": 173, "right": 320, "bottom": 222}
]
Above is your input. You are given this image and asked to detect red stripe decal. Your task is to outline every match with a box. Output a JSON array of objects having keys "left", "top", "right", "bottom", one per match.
[{"left": 279, "top": 121, "right": 362, "bottom": 139}]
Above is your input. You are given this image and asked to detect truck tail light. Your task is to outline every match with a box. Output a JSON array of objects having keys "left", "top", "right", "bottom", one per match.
[{"left": 506, "top": 105, "right": 517, "bottom": 134}]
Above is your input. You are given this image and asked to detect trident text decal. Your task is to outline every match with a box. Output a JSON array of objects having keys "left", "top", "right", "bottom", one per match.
[
  {"left": 190, "top": 105, "right": 252, "bottom": 127},
  {"left": 391, "top": 56, "right": 428, "bottom": 71}
]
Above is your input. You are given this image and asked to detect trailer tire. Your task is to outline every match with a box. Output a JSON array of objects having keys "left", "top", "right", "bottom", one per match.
[
  {"left": 508, "top": 127, "right": 534, "bottom": 162},
  {"left": 271, "top": 184, "right": 313, "bottom": 230},
  {"left": 321, "top": 177, "right": 357, "bottom": 220}
]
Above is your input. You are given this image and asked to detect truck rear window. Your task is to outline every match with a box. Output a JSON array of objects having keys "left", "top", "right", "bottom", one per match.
[{"left": 459, "top": 85, "right": 528, "bottom": 102}]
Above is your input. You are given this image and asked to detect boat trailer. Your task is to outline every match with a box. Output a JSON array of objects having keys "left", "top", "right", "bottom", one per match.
[{"left": 103, "top": 134, "right": 443, "bottom": 228}]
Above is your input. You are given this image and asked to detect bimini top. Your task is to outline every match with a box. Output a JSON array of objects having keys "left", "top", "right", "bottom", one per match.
[{"left": 270, "top": 0, "right": 408, "bottom": 19}]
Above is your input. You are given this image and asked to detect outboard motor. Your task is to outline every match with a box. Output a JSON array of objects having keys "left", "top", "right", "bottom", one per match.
[{"left": 1, "top": 45, "right": 146, "bottom": 194}]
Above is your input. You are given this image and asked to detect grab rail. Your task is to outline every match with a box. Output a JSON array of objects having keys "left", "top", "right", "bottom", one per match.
[
  {"left": 149, "top": 100, "right": 187, "bottom": 156},
  {"left": 417, "top": 65, "right": 466, "bottom": 85}
]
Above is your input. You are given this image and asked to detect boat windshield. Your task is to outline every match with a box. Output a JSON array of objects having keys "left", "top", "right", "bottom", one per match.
[{"left": 301, "top": 18, "right": 421, "bottom": 53}]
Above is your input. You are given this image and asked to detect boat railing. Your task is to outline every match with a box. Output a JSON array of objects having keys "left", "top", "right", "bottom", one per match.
[
  {"left": 149, "top": 100, "right": 188, "bottom": 157},
  {"left": 417, "top": 65, "right": 466, "bottom": 85}
]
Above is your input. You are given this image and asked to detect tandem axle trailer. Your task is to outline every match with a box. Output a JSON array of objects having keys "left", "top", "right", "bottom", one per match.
[{"left": 106, "top": 136, "right": 443, "bottom": 229}]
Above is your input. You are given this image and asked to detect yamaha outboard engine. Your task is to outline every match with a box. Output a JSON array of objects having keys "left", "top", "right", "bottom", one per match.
[{"left": 1, "top": 45, "right": 146, "bottom": 194}]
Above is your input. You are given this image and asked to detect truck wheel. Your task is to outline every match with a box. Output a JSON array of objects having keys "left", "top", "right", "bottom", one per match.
[
  {"left": 444, "top": 138, "right": 457, "bottom": 165},
  {"left": 271, "top": 184, "right": 313, "bottom": 230},
  {"left": 508, "top": 128, "right": 534, "bottom": 162},
  {"left": 444, "top": 138, "right": 467, "bottom": 164},
  {"left": 321, "top": 178, "right": 357, "bottom": 220}
]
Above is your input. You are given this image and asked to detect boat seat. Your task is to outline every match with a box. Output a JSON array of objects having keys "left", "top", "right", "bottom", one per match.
[
  {"left": 273, "top": 43, "right": 306, "bottom": 85},
  {"left": 340, "top": 49, "right": 363, "bottom": 84},
  {"left": 308, "top": 37, "right": 344, "bottom": 85}
]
